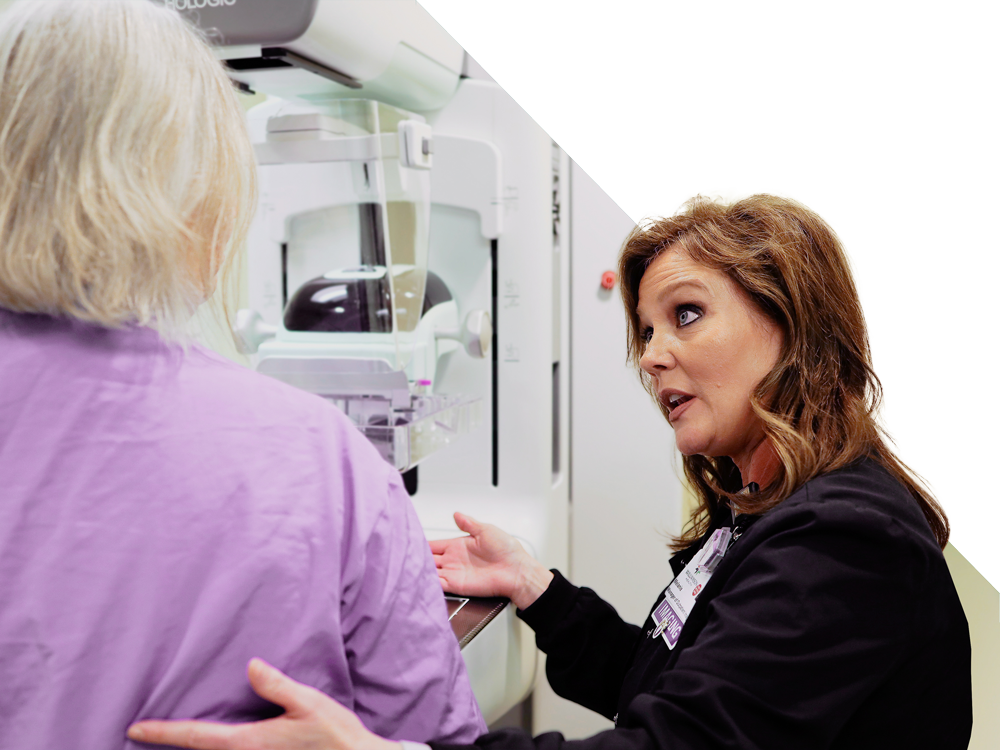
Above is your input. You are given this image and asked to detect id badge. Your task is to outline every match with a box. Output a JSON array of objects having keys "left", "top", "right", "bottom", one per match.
[{"left": 651, "top": 527, "right": 732, "bottom": 649}]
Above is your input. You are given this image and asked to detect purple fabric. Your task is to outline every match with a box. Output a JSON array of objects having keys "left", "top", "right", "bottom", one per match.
[{"left": 0, "top": 309, "right": 486, "bottom": 749}]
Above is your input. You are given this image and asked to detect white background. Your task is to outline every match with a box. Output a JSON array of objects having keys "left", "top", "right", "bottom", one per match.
[{"left": 419, "top": 0, "right": 1000, "bottom": 589}]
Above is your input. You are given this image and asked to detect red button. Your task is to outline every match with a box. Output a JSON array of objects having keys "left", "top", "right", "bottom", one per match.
[{"left": 601, "top": 270, "right": 616, "bottom": 290}]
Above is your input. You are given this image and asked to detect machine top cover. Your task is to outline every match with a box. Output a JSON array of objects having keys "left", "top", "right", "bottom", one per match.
[{"left": 158, "top": 0, "right": 319, "bottom": 47}]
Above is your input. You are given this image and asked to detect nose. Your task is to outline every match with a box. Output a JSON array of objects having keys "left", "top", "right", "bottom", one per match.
[{"left": 639, "top": 330, "right": 675, "bottom": 375}]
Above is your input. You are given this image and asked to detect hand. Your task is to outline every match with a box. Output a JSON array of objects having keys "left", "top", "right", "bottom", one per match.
[
  {"left": 127, "top": 659, "right": 399, "bottom": 750},
  {"left": 429, "top": 512, "right": 553, "bottom": 610}
]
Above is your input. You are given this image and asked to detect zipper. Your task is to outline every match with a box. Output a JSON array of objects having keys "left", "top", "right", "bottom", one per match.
[
  {"left": 726, "top": 483, "right": 757, "bottom": 551},
  {"left": 726, "top": 517, "right": 748, "bottom": 552}
]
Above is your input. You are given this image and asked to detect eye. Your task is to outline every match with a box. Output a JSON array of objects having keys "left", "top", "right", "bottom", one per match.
[
  {"left": 677, "top": 305, "right": 702, "bottom": 327},
  {"left": 640, "top": 326, "right": 654, "bottom": 344}
]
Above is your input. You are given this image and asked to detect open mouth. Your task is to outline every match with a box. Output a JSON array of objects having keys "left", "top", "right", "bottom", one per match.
[{"left": 664, "top": 393, "right": 693, "bottom": 412}]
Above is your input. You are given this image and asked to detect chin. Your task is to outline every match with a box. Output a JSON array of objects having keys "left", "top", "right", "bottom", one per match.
[
  {"left": 673, "top": 432, "right": 710, "bottom": 459},
  {"left": 674, "top": 420, "right": 730, "bottom": 460}
]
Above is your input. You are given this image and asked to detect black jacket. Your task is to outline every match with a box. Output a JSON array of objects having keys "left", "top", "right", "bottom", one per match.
[{"left": 433, "top": 459, "right": 972, "bottom": 750}]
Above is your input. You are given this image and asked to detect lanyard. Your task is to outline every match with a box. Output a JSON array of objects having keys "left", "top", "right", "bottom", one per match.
[{"left": 650, "top": 482, "right": 759, "bottom": 648}]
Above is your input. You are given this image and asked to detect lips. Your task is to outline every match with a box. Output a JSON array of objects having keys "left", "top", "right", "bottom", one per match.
[{"left": 660, "top": 390, "right": 694, "bottom": 421}]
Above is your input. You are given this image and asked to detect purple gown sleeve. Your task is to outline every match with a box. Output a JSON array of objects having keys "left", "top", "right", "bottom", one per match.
[{"left": 340, "top": 467, "right": 487, "bottom": 743}]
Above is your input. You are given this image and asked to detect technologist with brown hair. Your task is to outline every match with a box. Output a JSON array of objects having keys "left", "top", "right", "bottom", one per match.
[{"left": 132, "top": 194, "right": 973, "bottom": 750}]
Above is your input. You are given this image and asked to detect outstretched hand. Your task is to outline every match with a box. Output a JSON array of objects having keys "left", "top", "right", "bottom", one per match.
[
  {"left": 429, "top": 512, "right": 553, "bottom": 610},
  {"left": 127, "top": 659, "right": 398, "bottom": 750}
]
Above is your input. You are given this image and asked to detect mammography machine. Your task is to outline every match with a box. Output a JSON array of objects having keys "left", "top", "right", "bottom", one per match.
[{"left": 177, "top": 0, "right": 570, "bottom": 726}]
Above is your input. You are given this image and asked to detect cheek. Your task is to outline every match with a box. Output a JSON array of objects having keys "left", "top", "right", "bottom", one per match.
[
  {"left": 698, "top": 348, "right": 765, "bottom": 423},
  {"left": 727, "top": 318, "right": 782, "bottom": 387},
  {"left": 698, "top": 334, "right": 748, "bottom": 390}
]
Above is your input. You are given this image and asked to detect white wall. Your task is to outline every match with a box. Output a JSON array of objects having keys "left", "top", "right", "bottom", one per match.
[{"left": 532, "top": 161, "right": 683, "bottom": 737}]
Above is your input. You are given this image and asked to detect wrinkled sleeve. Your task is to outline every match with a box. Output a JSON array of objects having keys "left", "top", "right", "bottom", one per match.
[
  {"left": 517, "top": 570, "right": 642, "bottom": 721},
  {"left": 431, "top": 498, "right": 927, "bottom": 750},
  {"left": 340, "top": 466, "right": 486, "bottom": 743}
]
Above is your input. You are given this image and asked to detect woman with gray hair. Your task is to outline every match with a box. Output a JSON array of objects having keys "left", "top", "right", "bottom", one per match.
[{"left": 0, "top": 2, "right": 484, "bottom": 748}]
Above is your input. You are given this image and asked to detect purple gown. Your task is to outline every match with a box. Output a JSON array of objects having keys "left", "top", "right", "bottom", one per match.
[{"left": 0, "top": 309, "right": 486, "bottom": 749}]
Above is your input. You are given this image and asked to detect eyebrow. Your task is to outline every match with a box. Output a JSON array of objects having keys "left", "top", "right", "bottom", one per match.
[{"left": 636, "top": 278, "right": 711, "bottom": 318}]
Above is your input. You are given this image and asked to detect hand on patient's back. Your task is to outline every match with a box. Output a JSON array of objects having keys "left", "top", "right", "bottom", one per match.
[
  {"left": 430, "top": 512, "right": 552, "bottom": 609},
  {"left": 127, "top": 659, "right": 397, "bottom": 750}
]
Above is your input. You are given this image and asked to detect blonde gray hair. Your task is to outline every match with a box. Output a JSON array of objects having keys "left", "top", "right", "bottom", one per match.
[{"left": 0, "top": 0, "right": 257, "bottom": 337}]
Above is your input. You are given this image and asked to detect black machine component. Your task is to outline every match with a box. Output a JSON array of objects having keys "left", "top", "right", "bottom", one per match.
[
  {"left": 226, "top": 47, "right": 361, "bottom": 90},
  {"left": 283, "top": 268, "right": 393, "bottom": 333},
  {"left": 402, "top": 466, "right": 418, "bottom": 496},
  {"left": 422, "top": 269, "right": 452, "bottom": 315},
  {"left": 284, "top": 267, "right": 453, "bottom": 334},
  {"left": 283, "top": 203, "right": 394, "bottom": 333}
]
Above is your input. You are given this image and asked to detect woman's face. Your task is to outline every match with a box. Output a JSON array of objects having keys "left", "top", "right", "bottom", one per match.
[{"left": 637, "top": 248, "right": 784, "bottom": 473}]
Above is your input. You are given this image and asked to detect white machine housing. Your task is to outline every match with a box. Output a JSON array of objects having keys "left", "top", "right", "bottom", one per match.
[
  {"left": 183, "top": 0, "right": 689, "bottom": 738},
  {"left": 182, "top": 0, "right": 571, "bottom": 726},
  {"left": 178, "top": 0, "right": 464, "bottom": 111}
]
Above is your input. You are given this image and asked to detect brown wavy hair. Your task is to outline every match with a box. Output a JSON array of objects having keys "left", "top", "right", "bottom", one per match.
[{"left": 619, "top": 195, "right": 949, "bottom": 551}]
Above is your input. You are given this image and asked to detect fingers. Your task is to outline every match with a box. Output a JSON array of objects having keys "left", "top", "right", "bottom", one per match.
[
  {"left": 429, "top": 513, "right": 482, "bottom": 553},
  {"left": 127, "top": 720, "right": 235, "bottom": 749},
  {"left": 247, "top": 659, "right": 360, "bottom": 727},
  {"left": 245, "top": 658, "right": 309, "bottom": 714},
  {"left": 453, "top": 512, "right": 482, "bottom": 536},
  {"left": 428, "top": 538, "right": 451, "bottom": 555}
]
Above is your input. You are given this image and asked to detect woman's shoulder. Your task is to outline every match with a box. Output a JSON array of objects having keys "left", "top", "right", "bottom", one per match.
[
  {"left": 138, "top": 336, "right": 405, "bottom": 521},
  {"left": 182, "top": 342, "right": 381, "bottom": 457},
  {"left": 755, "top": 457, "right": 943, "bottom": 563},
  {"left": 0, "top": 309, "right": 380, "bottom": 471},
  {"left": 792, "top": 458, "right": 925, "bottom": 521}
]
